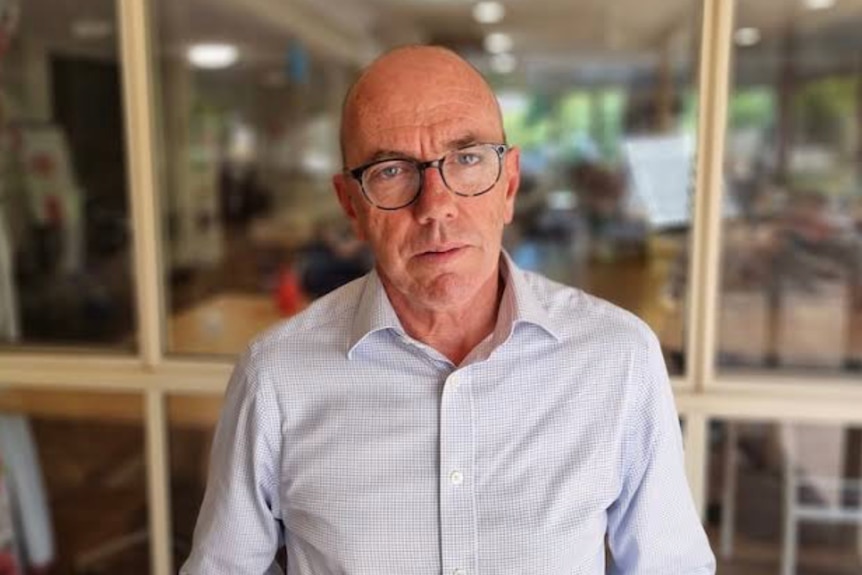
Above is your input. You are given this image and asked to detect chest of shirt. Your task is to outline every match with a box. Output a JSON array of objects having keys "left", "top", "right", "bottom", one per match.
[{"left": 274, "top": 350, "right": 628, "bottom": 573}]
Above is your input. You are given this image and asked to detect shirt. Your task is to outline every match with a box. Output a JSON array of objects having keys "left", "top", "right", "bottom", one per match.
[{"left": 181, "top": 254, "right": 716, "bottom": 575}]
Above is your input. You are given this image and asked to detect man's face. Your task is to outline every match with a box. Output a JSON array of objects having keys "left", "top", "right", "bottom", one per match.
[{"left": 333, "top": 49, "right": 520, "bottom": 313}]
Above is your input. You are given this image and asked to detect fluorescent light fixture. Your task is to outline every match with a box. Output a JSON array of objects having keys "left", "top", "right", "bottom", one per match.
[
  {"left": 187, "top": 43, "right": 239, "bottom": 69},
  {"left": 803, "top": 0, "right": 836, "bottom": 10},
  {"left": 484, "top": 32, "right": 513, "bottom": 54},
  {"left": 473, "top": 1, "right": 505, "bottom": 24},
  {"left": 490, "top": 53, "right": 516, "bottom": 74},
  {"left": 734, "top": 27, "right": 761, "bottom": 47},
  {"left": 71, "top": 19, "right": 114, "bottom": 40}
]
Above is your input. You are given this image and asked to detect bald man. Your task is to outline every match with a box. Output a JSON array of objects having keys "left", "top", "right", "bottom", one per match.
[{"left": 182, "top": 46, "right": 716, "bottom": 575}]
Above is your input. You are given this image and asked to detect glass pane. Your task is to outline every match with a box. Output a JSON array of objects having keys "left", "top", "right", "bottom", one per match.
[
  {"left": 707, "top": 420, "right": 862, "bottom": 574},
  {"left": 167, "top": 394, "right": 222, "bottom": 570},
  {"left": 719, "top": 0, "right": 862, "bottom": 374},
  {"left": 0, "top": 388, "right": 149, "bottom": 573},
  {"left": 155, "top": 0, "right": 702, "bottom": 370},
  {"left": 0, "top": 0, "right": 135, "bottom": 350}
]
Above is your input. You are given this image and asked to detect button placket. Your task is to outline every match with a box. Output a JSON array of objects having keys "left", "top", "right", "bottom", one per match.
[{"left": 439, "top": 369, "right": 475, "bottom": 575}]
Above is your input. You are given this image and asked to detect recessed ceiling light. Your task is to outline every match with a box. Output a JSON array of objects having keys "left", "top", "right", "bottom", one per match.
[
  {"left": 734, "top": 27, "right": 761, "bottom": 47},
  {"left": 473, "top": 2, "right": 505, "bottom": 24},
  {"left": 803, "top": 0, "right": 836, "bottom": 10},
  {"left": 187, "top": 43, "right": 239, "bottom": 69},
  {"left": 490, "top": 53, "right": 517, "bottom": 74},
  {"left": 484, "top": 32, "right": 513, "bottom": 54},
  {"left": 72, "top": 19, "right": 114, "bottom": 40}
]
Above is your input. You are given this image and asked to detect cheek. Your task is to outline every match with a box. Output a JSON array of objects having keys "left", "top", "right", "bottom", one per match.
[
  {"left": 362, "top": 214, "right": 404, "bottom": 261},
  {"left": 355, "top": 205, "right": 396, "bottom": 246},
  {"left": 474, "top": 197, "right": 509, "bottom": 234}
]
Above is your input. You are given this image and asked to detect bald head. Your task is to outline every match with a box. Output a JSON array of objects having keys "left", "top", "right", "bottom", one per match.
[{"left": 339, "top": 45, "right": 505, "bottom": 166}]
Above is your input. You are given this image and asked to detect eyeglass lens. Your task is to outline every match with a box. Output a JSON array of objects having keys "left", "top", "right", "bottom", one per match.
[{"left": 362, "top": 145, "right": 502, "bottom": 209}]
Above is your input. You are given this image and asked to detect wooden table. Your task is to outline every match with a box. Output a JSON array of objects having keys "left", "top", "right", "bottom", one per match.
[
  {"left": 168, "top": 293, "right": 288, "bottom": 357},
  {"left": 0, "top": 294, "right": 284, "bottom": 427}
]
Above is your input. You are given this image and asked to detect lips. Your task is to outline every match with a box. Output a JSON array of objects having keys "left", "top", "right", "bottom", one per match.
[
  {"left": 416, "top": 244, "right": 465, "bottom": 256},
  {"left": 410, "top": 244, "right": 471, "bottom": 264}
]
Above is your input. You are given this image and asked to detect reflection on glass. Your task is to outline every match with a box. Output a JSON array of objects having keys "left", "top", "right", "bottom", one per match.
[
  {"left": 156, "top": 0, "right": 702, "bottom": 369},
  {"left": 0, "top": 0, "right": 134, "bottom": 350},
  {"left": 167, "top": 394, "right": 222, "bottom": 569},
  {"left": 0, "top": 389, "right": 148, "bottom": 573},
  {"left": 708, "top": 420, "right": 862, "bottom": 574},
  {"left": 719, "top": 0, "right": 862, "bottom": 374}
]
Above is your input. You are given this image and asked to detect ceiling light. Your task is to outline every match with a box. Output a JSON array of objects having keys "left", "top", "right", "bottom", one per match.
[
  {"left": 71, "top": 19, "right": 114, "bottom": 40},
  {"left": 473, "top": 2, "right": 506, "bottom": 24},
  {"left": 803, "top": 0, "right": 836, "bottom": 10},
  {"left": 187, "top": 43, "right": 239, "bottom": 69},
  {"left": 484, "top": 32, "right": 513, "bottom": 54},
  {"left": 490, "top": 53, "right": 516, "bottom": 74},
  {"left": 734, "top": 27, "right": 761, "bottom": 47}
]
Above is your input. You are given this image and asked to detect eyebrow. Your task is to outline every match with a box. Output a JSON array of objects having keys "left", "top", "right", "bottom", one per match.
[{"left": 362, "top": 134, "right": 483, "bottom": 164}]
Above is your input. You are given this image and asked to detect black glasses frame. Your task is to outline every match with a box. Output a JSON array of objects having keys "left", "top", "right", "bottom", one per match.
[{"left": 346, "top": 143, "right": 509, "bottom": 211}]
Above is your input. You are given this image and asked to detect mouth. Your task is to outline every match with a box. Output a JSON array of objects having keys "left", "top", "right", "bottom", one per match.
[{"left": 414, "top": 244, "right": 467, "bottom": 261}]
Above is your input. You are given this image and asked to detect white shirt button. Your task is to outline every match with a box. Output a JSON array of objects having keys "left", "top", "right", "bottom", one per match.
[
  {"left": 452, "top": 569, "right": 466, "bottom": 575},
  {"left": 449, "top": 470, "right": 464, "bottom": 485}
]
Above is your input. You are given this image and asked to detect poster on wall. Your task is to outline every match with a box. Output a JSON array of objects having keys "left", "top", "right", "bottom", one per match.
[
  {"left": 171, "top": 103, "right": 224, "bottom": 270},
  {"left": 17, "top": 126, "right": 84, "bottom": 274}
]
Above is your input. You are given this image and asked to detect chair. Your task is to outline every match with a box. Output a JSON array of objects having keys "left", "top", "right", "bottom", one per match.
[{"left": 779, "top": 423, "right": 862, "bottom": 575}]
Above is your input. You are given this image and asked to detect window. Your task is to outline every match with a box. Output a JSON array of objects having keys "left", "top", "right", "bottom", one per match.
[
  {"left": 153, "top": 0, "right": 703, "bottom": 375},
  {"left": 0, "top": 0, "right": 135, "bottom": 351},
  {"left": 719, "top": 0, "right": 862, "bottom": 375}
]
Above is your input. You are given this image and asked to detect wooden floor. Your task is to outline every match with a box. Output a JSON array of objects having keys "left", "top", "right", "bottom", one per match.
[
  {"left": 31, "top": 418, "right": 150, "bottom": 574},
  {"left": 707, "top": 527, "right": 862, "bottom": 574}
]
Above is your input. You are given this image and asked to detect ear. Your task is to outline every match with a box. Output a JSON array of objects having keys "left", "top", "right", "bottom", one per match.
[
  {"left": 333, "top": 173, "right": 367, "bottom": 240},
  {"left": 502, "top": 146, "right": 521, "bottom": 224}
]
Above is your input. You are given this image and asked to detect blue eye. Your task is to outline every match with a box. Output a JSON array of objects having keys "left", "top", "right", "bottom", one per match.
[
  {"left": 367, "top": 162, "right": 408, "bottom": 182},
  {"left": 455, "top": 153, "right": 481, "bottom": 166}
]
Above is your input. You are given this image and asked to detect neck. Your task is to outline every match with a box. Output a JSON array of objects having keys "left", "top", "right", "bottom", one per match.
[{"left": 384, "top": 270, "right": 504, "bottom": 366}]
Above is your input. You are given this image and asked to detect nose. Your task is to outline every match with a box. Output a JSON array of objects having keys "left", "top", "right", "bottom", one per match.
[{"left": 412, "top": 163, "right": 457, "bottom": 224}]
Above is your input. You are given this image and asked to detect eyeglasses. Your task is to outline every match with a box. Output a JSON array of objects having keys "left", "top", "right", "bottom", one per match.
[{"left": 346, "top": 143, "right": 509, "bottom": 210}]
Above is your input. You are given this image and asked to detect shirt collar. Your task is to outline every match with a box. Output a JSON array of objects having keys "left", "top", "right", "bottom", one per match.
[
  {"left": 348, "top": 268, "right": 405, "bottom": 358},
  {"left": 347, "top": 251, "right": 561, "bottom": 359},
  {"left": 494, "top": 250, "right": 562, "bottom": 345}
]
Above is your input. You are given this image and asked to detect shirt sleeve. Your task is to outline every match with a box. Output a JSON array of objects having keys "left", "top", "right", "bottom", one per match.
[
  {"left": 606, "top": 331, "right": 716, "bottom": 574},
  {"left": 180, "top": 348, "right": 284, "bottom": 575}
]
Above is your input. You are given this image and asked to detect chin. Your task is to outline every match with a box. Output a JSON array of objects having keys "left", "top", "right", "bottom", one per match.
[{"left": 413, "top": 273, "right": 485, "bottom": 310}]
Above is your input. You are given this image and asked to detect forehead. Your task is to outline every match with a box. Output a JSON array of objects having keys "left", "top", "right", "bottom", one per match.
[
  {"left": 357, "top": 95, "right": 499, "bottom": 147},
  {"left": 343, "top": 52, "right": 503, "bottom": 162}
]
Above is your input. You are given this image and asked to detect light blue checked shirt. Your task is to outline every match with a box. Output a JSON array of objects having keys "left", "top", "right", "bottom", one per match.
[{"left": 182, "top": 254, "right": 715, "bottom": 574}]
